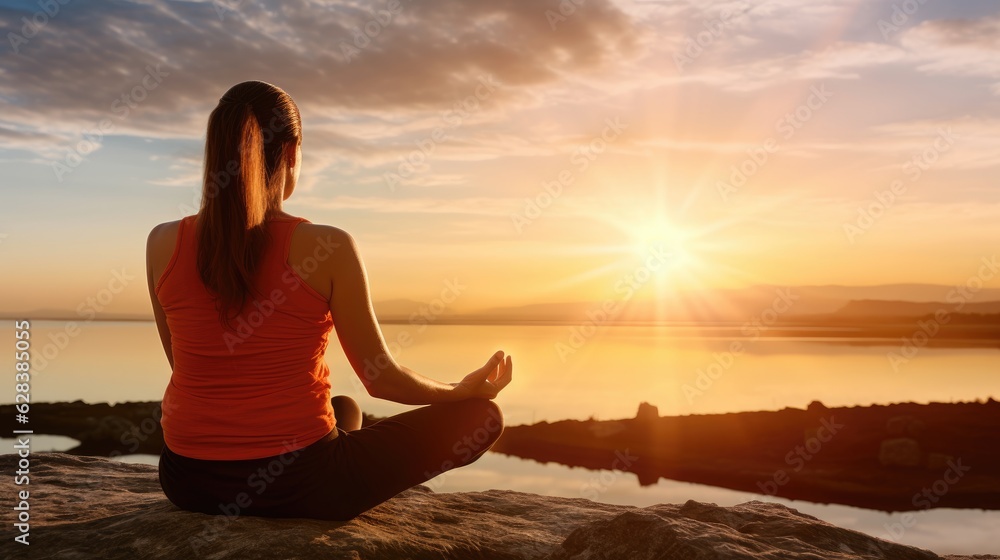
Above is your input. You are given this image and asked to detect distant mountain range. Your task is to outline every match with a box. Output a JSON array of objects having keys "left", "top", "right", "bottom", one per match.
[
  {"left": 831, "top": 299, "right": 1000, "bottom": 318},
  {"left": 5, "top": 284, "right": 1000, "bottom": 325},
  {"left": 438, "top": 284, "right": 1000, "bottom": 325}
]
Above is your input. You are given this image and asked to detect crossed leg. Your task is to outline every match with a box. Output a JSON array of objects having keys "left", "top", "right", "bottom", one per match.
[{"left": 308, "top": 396, "right": 505, "bottom": 521}]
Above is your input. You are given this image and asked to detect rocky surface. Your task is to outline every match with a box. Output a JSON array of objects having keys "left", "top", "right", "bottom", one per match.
[{"left": 1, "top": 453, "right": 995, "bottom": 560}]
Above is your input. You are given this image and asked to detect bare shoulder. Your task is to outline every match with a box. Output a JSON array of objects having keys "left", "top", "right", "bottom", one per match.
[
  {"left": 147, "top": 219, "right": 182, "bottom": 245},
  {"left": 146, "top": 219, "right": 184, "bottom": 286},
  {"left": 146, "top": 219, "right": 184, "bottom": 259},
  {"left": 291, "top": 222, "right": 358, "bottom": 258},
  {"left": 288, "top": 222, "right": 360, "bottom": 300}
]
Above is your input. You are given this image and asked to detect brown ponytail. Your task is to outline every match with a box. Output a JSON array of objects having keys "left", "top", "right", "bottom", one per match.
[{"left": 196, "top": 81, "right": 302, "bottom": 330}]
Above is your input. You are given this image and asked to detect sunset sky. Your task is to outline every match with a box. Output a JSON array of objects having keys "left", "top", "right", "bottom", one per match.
[{"left": 1, "top": 0, "right": 998, "bottom": 317}]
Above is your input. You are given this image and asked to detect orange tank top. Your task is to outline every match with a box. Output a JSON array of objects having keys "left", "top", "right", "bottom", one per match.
[{"left": 156, "top": 214, "right": 336, "bottom": 460}]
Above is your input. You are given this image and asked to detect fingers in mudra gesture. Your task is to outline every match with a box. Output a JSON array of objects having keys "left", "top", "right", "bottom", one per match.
[{"left": 453, "top": 350, "right": 513, "bottom": 400}]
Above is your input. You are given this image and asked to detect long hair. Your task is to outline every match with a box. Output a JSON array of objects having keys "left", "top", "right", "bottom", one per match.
[{"left": 197, "top": 80, "right": 301, "bottom": 330}]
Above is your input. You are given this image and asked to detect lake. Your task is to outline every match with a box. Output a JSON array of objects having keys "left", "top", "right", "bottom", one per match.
[{"left": 2, "top": 320, "right": 998, "bottom": 554}]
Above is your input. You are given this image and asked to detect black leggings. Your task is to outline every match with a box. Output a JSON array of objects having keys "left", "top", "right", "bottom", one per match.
[{"left": 158, "top": 398, "right": 504, "bottom": 521}]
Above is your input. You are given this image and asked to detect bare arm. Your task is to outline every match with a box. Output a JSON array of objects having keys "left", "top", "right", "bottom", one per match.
[
  {"left": 146, "top": 224, "right": 174, "bottom": 371},
  {"left": 321, "top": 227, "right": 511, "bottom": 404}
]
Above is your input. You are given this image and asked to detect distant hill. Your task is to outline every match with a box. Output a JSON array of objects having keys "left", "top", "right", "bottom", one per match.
[
  {"left": 471, "top": 285, "right": 1000, "bottom": 324},
  {"left": 371, "top": 298, "right": 463, "bottom": 321},
  {"left": 834, "top": 300, "right": 1000, "bottom": 318}
]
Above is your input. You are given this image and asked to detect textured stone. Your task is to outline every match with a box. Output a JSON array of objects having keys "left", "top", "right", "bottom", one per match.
[{"left": 0, "top": 453, "right": 994, "bottom": 560}]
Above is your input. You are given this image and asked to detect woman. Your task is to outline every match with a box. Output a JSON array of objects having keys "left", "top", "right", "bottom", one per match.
[{"left": 145, "top": 80, "right": 513, "bottom": 521}]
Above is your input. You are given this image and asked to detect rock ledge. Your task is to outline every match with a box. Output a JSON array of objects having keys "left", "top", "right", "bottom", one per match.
[{"left": 0, "top": 453, "right": 993, "bottom": 560}]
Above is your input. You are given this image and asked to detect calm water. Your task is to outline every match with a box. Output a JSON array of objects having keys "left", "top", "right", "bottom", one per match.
[{"left": 2, "top": 320, "right": 999, "bottom": 554}]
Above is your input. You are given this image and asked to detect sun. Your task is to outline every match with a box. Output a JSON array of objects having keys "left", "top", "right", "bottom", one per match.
[
  {"left": 542, "top": 168, "right": 768, "bottom": 317},
  {"left": 622, "top": 218, "right": 698, "bottom": 274}
]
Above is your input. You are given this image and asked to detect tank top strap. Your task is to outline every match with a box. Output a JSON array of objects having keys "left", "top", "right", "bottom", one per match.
[
  {"left": 180, "top": 214, "right": 192, "bottom": 241},
  {"left": 260, "top": 216, "right": 308, "bottom": 277},
  {"left": 271, "top": 216, "right": 309, "bottom": 263}
]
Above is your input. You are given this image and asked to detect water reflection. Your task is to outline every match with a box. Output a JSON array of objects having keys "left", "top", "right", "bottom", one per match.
[{"left": 430, "top": 453, "right": 1000, "bottom": 556}]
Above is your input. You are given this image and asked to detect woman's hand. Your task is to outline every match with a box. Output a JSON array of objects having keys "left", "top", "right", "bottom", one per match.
[{"left": 451, "top": 350, "right": 513, "bottom": 400}]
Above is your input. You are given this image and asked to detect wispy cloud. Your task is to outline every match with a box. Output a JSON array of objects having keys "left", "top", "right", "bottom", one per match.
[{"left": 901, "top": 15, "right": 1000, "bottom": 94}]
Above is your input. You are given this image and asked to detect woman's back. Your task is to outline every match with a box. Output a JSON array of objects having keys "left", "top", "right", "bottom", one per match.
[
  {"left": 155, "top": 212, "right": 336, "bottom": 460},
  {"left": 152, "top": 80, "right": 510, "bottom": 521}
]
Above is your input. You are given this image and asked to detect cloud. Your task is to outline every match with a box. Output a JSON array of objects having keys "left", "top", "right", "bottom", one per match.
[
  {"left": 0, "top": 125, "right": 66, "bottom": 157},
  {"left": 0, "top": 0, "right": 645, "bottom": 193},
  {"left": 0, "top": 0, "right": 640, "bottom": 142},
  {"left": 870, "top": 116, "right": 1000, "bottom": 171},
  {"left": 901, "top": 15, "right": 1000, "bottom": 94},
  {"left": 609, "top": 0, "right": 918, "bottom": 94},
  {"left": 670, "top": 39, "right": 904, "bottom": 91}
]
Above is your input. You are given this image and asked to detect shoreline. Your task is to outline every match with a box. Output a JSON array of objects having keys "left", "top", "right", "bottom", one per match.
[{"left": 491, "top": 400, "right": 1000, "bottom": 512}]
